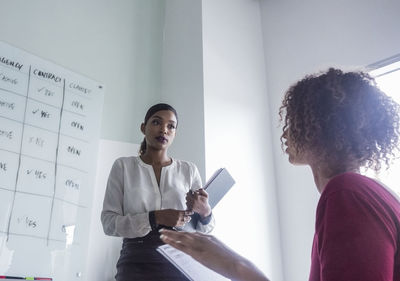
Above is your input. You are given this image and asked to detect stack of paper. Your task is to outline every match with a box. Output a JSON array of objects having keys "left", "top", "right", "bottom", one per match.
[{"left": 156, "top": 244, "right": 230, "bottom": 281}]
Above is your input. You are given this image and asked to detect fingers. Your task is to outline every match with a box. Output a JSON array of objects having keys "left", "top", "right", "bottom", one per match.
[
  {"left": 174, "top": 210, "right": 193, "bottom": 227},
  {"left": 159, "top": 229, "right": 194, "bottom": 252},
  {"left": 184, "top": 210, "right": 194, "bottom": 216},
  {"left": 187, "top": 189, "right": 208, "bottom": 200},
  {"left": 160, "top": 231, "right": 189, "bottom": 252},
  {"left": 196, "top": 188, "right": 209, "bottom": 197}
]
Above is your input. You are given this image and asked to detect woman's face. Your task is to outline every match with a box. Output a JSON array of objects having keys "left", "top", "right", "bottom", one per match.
[
  {"left": 283, "top": 129, "right": 310, "bottom": 166},
  {"left": 141, "top": 110, "right": 177, "bottom": 152}
]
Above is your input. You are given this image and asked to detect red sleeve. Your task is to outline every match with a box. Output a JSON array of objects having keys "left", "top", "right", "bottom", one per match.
[{"left": 316, "top": 190, "right": 396, "bottom": 281}]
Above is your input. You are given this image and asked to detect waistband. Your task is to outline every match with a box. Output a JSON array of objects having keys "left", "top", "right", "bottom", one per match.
[{"left": 123, "top": 227, "right": 174, "bottom": 246}]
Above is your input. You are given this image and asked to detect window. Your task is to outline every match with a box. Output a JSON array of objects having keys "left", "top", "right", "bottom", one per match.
[{"left": 366, "top": 56, "right": 400, "bottom": 194}]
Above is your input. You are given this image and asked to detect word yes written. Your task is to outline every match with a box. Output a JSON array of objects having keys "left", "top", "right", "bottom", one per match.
[
  {"left": 17, "top": 215, "right": 38, "bottom": 229},
  {"left": 26, "top": 169, "right": 47, "bottom": 179}
]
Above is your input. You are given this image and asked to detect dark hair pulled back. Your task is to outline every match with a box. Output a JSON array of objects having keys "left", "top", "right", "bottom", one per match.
[{"left": 139, "top": 103, "right": 178, "bottom": 155}]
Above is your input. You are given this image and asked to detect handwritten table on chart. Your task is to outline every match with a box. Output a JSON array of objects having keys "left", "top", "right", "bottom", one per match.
[{"left": 0, "top": 41, "right": 104, "bottom": 280}]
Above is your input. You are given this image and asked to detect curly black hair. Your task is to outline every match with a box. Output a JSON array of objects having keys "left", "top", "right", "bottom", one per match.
[{"left": 279, "top": 68, "right": 400, "bottom": 172}]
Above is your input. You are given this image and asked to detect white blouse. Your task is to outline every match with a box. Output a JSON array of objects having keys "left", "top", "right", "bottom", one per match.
[{"left": 101, "top": 156, "right": 215, "bottom": 238}]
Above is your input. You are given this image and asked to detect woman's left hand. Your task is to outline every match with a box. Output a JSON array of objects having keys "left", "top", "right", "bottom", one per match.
[{"left": 186, "top": 188, "right": 212, "bottom": 218}]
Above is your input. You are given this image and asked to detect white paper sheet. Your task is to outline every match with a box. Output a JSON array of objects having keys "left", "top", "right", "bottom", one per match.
[{"left": 157, "top": 244, "right": 231, "bottom": 281}]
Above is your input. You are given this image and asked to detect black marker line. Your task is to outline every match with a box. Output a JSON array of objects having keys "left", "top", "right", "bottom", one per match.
[
  {"left": 0, "top": 230, "right": 82, "bottom": 246},
  {"left": 19, "top": 122, "right": 59, "bottom": 137},
  {"left": 0, "top": 149, "right": 89, "bottom": 174},
  {"left": 0, "top": 187, "right": 87, "bottom": 208},
  {"left": 0, "top": 230, "right": 71, "bottom": 243},
  {"left": 0, "top": 116, "right": 90, "bottom": 144},
  {"left": 56, "top": 162, "right": 88, "bottom": 174},
  {"left": 0, "top": 87, "right": 26, "bottom": 98},
  {"left": 53, "top": 197, "right": 86, "bottom": 208},
  {"left": 59, "top": 132, "right": 89, "bottom": 144},
  {"left": 5, "top": 65, "right": 31, "bottom": 242},
  {"left": 62, "top": 108, "right": 86, "bottom": 118},
  {"left": 0, "top": 187, "right": 14, "bottom": 193},
  {"left": 66, "top": 88, "right": 92, "bottom": 100},
  {"left": 0, "top": 115, "right": 21, "bottom": 124},
  {"left": 27, "top": 96, "right": 62, "bottom": 110},
  {"left": 46, "top": 78, "right": 66, "bottom": 245}
]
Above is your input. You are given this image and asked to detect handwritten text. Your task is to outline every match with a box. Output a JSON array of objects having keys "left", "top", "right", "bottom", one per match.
[
  {"left": 17, "top": 215, "right": 38, "bottom": 228},
  {"left": 38, "top": 86, "right": 55, "bottom": 97},
  {"left": 71, "top": 100, "right": 84, "bottom": 111},
  {"left": 0, "top": 73, "right": 18, "bottom": 85},
  {"left": 69, "top": 83, "right": 91, "bottom": 95},
  {"left": 0, "top": 99, "right": 15, "bottom": 110},
  {"left": 0, "top": 56, "right": 23, "bottom": 70},
  {"left": 33, "top": 69, "right": 62, "bottom": 83},
  {"left": 67, "top": 145, "right": 81, "bottom": 156},
  {"left": 26, "top": 169, "right": 47, "bottom": 179},
  {"left": 65, "top": 179, "right": 80, "bottom": 190},
  {"left": 0, "top": 129, "right": 13, "bottom": 139},
  {"left": 29, "top": 136, "right": 44, "bottom": 147}
]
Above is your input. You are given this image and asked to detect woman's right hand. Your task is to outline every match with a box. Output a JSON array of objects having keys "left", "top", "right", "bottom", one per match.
[
  {"left": 159, "top": 229, "right": 270, "bottom": 281},
  {"left": 154, "top": 209, "right": 193, "bottom": 227}
]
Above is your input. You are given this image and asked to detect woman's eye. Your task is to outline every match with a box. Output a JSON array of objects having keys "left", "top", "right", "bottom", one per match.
[
  {"left": 168, "top": 124, "right": 176, "bottom": 130},
  {"left": 151, "top": 120, "right": 160, "bottom": 125}
]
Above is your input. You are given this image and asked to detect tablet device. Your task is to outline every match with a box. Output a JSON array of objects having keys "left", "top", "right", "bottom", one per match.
[
  {"left": 181, "top": 168, "right": 235, "bottom": 232},
  {"left": 203, "top": 168, "right": 235, "bottom": 209}
]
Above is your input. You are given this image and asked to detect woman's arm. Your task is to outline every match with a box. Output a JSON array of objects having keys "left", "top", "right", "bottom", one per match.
[
  {"left": 160, "top": 229, "right": 270, "bottom": 281},
  {"left": 100, "top": 159, "right": 152, "bottom": 237}
]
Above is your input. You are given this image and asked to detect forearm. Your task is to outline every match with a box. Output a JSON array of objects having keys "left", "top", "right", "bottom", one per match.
[
  {"left": 101, "top": 210, "right": 150, "bottom": 238},
  {"left": 232, "top": 258, "right": 270, "bottom": 281}
]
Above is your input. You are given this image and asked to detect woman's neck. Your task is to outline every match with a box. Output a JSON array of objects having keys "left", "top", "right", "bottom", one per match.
[
  {"left": 310, "top": 167, "right": 331, "bottom": 193},
  {"left": 140, "top": 150, "right": 171, "bottom": 166},
  {"left": 310, "top": 164, "right": 360, "bottom": 194}
]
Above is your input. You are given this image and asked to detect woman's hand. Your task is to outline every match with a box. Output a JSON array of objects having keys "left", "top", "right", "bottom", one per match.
[
  {"left": 154, "top": 209, "right": 193, "bottom": 228},
  {"left": 159, "top": 229, "right": 270, "bottom": 281},
  {"left": 186, "top": 188, "right": 212, "bottom": 218}
]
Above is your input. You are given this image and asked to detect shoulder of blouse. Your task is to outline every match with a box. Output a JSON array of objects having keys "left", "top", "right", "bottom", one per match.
[{"left": 172, "top": 158, "right": 199, "bottom": 175}]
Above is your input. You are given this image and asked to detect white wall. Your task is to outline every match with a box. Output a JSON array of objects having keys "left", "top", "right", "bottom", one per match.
[
  {"left": 259, "top": 0, "right": 400, "bottom": 280},
  {"left": 161, "top": 0, "right": 207, "bottom": 178},
  {"left": 202, "top": 1, "right": 283, "bottom": 280},
  {"left": 86, "top": 140, "right": 139, "bottom": 281},
  {"left": 0, "top": 0, "right": 165, "bottom": 144}
]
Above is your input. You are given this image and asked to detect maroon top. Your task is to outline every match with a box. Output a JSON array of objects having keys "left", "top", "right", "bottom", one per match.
[{"left": 309, "top": 172, "right": 400, "bottom": 281}]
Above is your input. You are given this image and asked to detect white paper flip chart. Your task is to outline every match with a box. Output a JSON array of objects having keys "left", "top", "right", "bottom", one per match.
[{"left": 0, "top": 41, "right": 104, "bottom": 281}]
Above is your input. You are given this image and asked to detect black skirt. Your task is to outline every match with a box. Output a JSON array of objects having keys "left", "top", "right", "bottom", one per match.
[{"left": 115, "top": 230, "right": 190, "bottom": 281}]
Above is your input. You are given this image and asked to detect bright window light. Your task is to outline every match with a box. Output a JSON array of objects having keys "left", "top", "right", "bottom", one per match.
[{"left": 366, "top": 59, "right": 400, "bottom": 194}]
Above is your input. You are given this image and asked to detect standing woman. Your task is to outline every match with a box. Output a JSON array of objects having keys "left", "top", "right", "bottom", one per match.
[
  {"left": 160, "top": 68, "right": 400, "bottom": 281},
  {"left": 101, "top": 103, "right": 214, "bottom": 281}
]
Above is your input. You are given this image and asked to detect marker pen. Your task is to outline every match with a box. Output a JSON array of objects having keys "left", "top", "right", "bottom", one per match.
[{"left": 0, "top": 277, "right": 52, "bottom": 280}]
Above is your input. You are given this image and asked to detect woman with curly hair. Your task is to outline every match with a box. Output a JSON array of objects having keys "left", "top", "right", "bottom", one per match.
[{"left": 159, "top": 68, "right": 400, "bottom": 281}]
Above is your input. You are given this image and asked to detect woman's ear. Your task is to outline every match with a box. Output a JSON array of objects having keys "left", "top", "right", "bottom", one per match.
[{"left": 140, "top": 123, "right": 145, "bottom": 134}]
